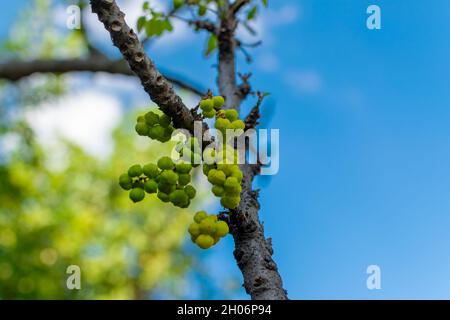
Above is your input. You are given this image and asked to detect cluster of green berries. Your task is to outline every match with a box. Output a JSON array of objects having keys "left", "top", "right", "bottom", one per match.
[
  {"left": 215, "top": 109, "right": 245, "bottom": 134},
  {"left": 188, "top": 211, "right": 229, "bottom": 249},
  {"left": 135, "top": 110, "right": 175, "bottom": 143},
  {"left": 202, "top": 146, "right": 243, "bottom": 209},
  {"left": 199, "top": 95, "right": 225, "bottom": 118},
  {"left": 119, "top": 156, "right": 196, "bottom": 208}
]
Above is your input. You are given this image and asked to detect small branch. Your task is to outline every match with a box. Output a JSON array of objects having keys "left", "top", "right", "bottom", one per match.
[
  {"left": 0, "top": 57, "right": 206, "bottom": 96},
  {"left": 244, "top": 92, "right": 265, "bottom": 130},
  {"left": 230, "top": 0, "right": 251, "bottom": 15}
]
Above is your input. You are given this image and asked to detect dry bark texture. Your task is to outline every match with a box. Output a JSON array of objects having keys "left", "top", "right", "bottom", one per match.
[{"left": 89, "top": 0, "right": 287, "bottom": 300}]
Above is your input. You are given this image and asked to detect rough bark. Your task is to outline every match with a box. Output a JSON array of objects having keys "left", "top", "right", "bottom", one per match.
[
  {"left": 0, "top": 57, "right": 205, "bottom": 96},
  {"left": 89, "top": 0, "right": 287, "bottom": 300},
  {"left": 216, "top": 3, "right": 288, "bottom": 300},
  {"left": 90, "top": 0, "right": 197, "bottom": 131}
]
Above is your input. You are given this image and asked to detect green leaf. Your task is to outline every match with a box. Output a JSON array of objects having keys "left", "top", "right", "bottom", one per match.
[
  {"left": 205, "top": 34, "right": 218, "bottom": 56},
  {"left": 137, "top": 16, "right": 146, "bottom": 33},
  {"left": 261, "top": 0, "right": 268, "bottom": 7},
  {"left": 247, "top": 6, "right": 257, "bottom": 20}
]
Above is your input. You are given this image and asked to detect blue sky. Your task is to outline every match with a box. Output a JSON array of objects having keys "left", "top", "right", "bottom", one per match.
[{"left": 3, "top": 0, "right": 450, "bottom": 299}]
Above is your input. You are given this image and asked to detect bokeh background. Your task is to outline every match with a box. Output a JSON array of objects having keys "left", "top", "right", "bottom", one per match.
[{"left": 1, "top": 0, "right": 450, "bottom": 299}]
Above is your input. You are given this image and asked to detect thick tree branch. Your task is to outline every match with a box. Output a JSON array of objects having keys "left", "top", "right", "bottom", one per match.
[
  {"left": 0, "top": 57, "right": 205, "bottom": 97},
  {"left": 217, "top": 4, "right": 288, "bottom": 300},
  {"left": 90, "top": 0, "right": 200, "bottom": 131}
]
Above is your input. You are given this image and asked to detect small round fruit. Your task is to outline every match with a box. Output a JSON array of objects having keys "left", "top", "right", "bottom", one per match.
[
  {"left": 199, "top": 218, "right": 215, "bottom": 234},
  {"left": 137, "top": 115, "right": 145, "bottom": 122},
  {"left": 220, "top": 195, "right": 240, "bottom": 209},
  {"left": 129, "top": 188, "right": 145, "bottom": 202},
  {"left": 119, "top": 173, "right": 133, "bottom": 190},
  {"left": 203, "top": 110, "right": 216, "bottom": 118},
  {"left": 144, "top": 111, "right": 159, "bottom": 126},
  {"left": 160, "top": 170, "right": 178, "bottom": 185},
  {"left": 159, "top": 113, "right": 172, "bottom": 127},
  {"left": 207, "top": 169, "right": 226, "bottom": 185},
  {"left": 224, "top": 109, "right": 239, "bottom": 122},
  {"left": 231, "top": 119, "right": 245, "bottom": 130},
  {"left": 157, "top": 156, "right": 174, "bottom": 170},
  {"left": 175, "top": 162, "right": 192, "bottom": 174},
  {"left": 215, "top": 221, "right": 229, "bottom": 237},
  {"left": 224, "top": 177, "right": 240, "bottom": 193},
  {"left": 211, "top": 185, "right": 224, "bottom": 197},
  {"left": 188, "top": 222, "right": 200, "bottom": 237},
  {"left": 184, "top": 185, "right": 196, "bottom": 199},
  {"left": 202, "top": 164, "right": 214, "bottom": 176},
  {"left": 195, "top": 234, "right": 214, "bottom": 249},
  {"left": 135, "top": 122, "right": 149, "bottom": 136},
  {"left": 200, "top": 99, "right": 214, "bottom": 112},
  {"left": 158, "top": 182, "right": 176, "bottom": 194},
  {"left": 144, "top": 179, "right": 158, "bottom": 193},
  {"left": 178, "top": 173, "right": 191, "bottom": 186},
  {"left": 143, "top": 163, "right": 159, "bottom": 178},
  {"left": 212, "top": 96, "right": 225, "bottom": 109},
  {"left": 148, "top": 125, "right": 165, "bottom": 139},
  {"left": 194, "top": 211, "right": 207, "bottom": 223},
  {"left": 169, "top": 189, "right": 188, "bottom": 206},
  {"left": 128, "top": 164, "right": 143, "bottom": 177},
  {"left": 157, "top": 191, "right": 170, "bottom": 202}
]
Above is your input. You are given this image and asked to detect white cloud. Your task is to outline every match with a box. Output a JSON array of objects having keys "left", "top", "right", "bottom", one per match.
[
  {"left": 285, "top": 70, "right": 322, "bottom": 94},
  {"left": 25, "top": 90, "right": 123, "bottom": 158}
]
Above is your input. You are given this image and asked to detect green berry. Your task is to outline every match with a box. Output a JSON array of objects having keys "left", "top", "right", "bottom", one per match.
[
  {"left": 199, "top": 219, "right": 215, "bottom": 234},
  {"left": 211, "top": 185, "right": 224, "bottom": 197},
  {"left": 119, "top": 173, "right": 133, "bottom": 190},
  {"left": 128, "top": 164, "right": 143, "bottom": 177},
  {"left": 207, "top": 169, "right": 226, "bottom": 185},
  {"left": 200, "top": 99, "right": 214, "bottom": 112},
  {"left": 135, "top": 122, "right": 149, "bottom": 136},
  {"left": 175, "top": 162, "right": 192, "bottom": 174},
  {"left": 149, "top": 125, "right": 165, "bottom": 140},
  {"left": 184, "top": 185, "right": 196, "bottom": 199},
  {"left": 195, "top": 234, "right": 214, "bottom": 249},
  {"left": 215, "top": 118, "right": 231, "bottom": 132},
  {"left": 169, "top": 189, "right": 189, "bottom": 206},
  {"left": 217, "top": 164, "right": 234, "bottom": 176},
  {"left": 143, "top": 163, "right": 159, "bottom": 178},
  {"left": 202, "top": 164, "right": 214, "bottom": 176},
  {"left": 129, "top": 188, "right": 145, "bottom": 202},
  {"left": 212, "top": 96, "right": 225, "bottom": 109},
  {"left": 215, "top": 221, "right": 229, "bottom": 237},
  {"left": 144, "top": 179, "right": 158, "bottom": 193},
  {"left": 231, "top": 167, "right": 243, "bottom": 182},
  {"left": 178, "top": 173, "right": 191, "bottom": 186},
  {"left": 160, "top": 170, "right": 178, "bottom": 185},
  {"left": 224, "top": 109, "right": 239, "bottom": 122},
  {"left": 157, "top": 156, "right": 174, "bottom": 170},
  {"left": 194, "top": 211, "right": 207, "bottom": 223},
  {"left": 220, "top": 195, "right": 240, "bottom": 209},
  {"left": 158, "top": 182, "right": 176, "bottom": 194},
  {"left": 224, "top": 177, "right": 240, "bottom": 194},
  {"left": 137, "top": 115, "right": 145, "bottom": 122},
  {"left": 231, "top": 119, "right": 245, "bottom": 130},
  {"left": 203, "top": 110, "right": 216, "bottom": 118},
  {"left": 188, "top": 222, "right": 200, "bottom": 237},
  {"left": 145, "top": 111, "right": 159, "bottom": 126},
  {"left": 157, "top": 191, "right": 170, "bottom": 202},
  {"left": 159, "top": 114, "right": 172, "bottom": 127}
]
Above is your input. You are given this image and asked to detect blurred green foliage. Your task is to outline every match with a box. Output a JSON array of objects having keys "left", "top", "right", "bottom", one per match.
[{"left": 0, "top": 115, "right": 205, "bottom": 299}]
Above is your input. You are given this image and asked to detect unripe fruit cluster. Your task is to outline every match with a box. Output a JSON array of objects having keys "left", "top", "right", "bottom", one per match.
[
  {"left": 215, "top": 109, "right": 245, "bottom": 136},
  {"left": 203, "top": 154, "right": 243, "bottom": 209},
  {"left": 188, "top": 211, "right": 229, "bottom": 249},
  {"left": 119, "top": 156, "right": 196, "bottom": 208},
  {"left": 135, "top": 110, "right": 175, "bottom": 143},
  {"left": 199, "top": 95, "right": 225, "bottom": 119}
]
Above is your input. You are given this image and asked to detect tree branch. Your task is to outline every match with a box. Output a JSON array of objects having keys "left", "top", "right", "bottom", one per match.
[
  {"left": 217, "top": 4, "right": 288, "bottom": 300},
  {"left": 90, "top": 0, "right": 201, "bottom": 132},
  {"left": 0, "top": 57, "right": 205, "bottom": 97}
]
